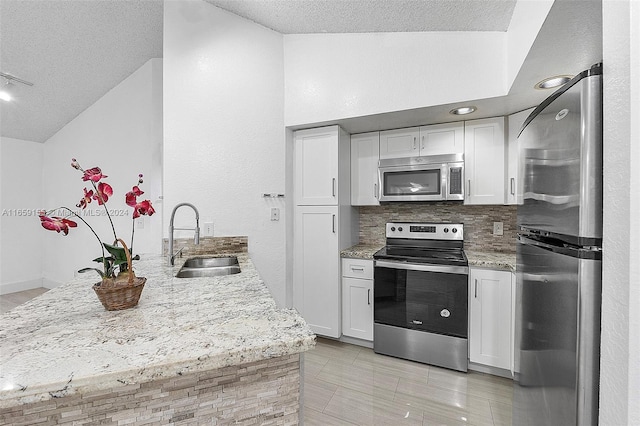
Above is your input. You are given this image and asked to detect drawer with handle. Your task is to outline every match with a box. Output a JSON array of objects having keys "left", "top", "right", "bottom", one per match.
[{"left": 341, "top": 258, "right": 374, "bottom": 279}]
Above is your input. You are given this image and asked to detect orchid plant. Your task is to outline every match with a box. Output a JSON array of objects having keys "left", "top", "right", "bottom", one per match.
[{"left": 38, "top": 158, "right": 155, "bottom": 281}]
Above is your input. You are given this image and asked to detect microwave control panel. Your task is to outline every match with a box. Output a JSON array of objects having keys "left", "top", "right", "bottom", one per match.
[{"left": 449, "top": 167, "right": 463, "bottom": 195}]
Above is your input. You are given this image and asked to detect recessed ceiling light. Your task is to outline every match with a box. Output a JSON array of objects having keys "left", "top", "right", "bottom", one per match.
[
  {"left": 535, "top": 75, "right": 573, "bottom": 90},
  {"left": 449, "top": 106, "right": 477, "bottom": 115}
]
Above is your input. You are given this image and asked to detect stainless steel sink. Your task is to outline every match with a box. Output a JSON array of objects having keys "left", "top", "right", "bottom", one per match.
[
  {"left": 175, "top": 256, "right": 241, "bottom": 278},
  {"left": 182, "top": 256, "right": 239, "bottom": 268}
]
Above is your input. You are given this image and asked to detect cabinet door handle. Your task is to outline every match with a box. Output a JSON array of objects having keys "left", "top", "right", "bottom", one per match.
[
  {"left": 474, "top": 279, "right": 478, "bottom": 298},
  {"left": 468, "top": 180, "right": 471, "bottom": 196},
  {"left": 332, "top": 178, "right": 336, "bottom": 197},
  {"left": 421, "top": 135, "right": 425, "bottom": 151},
  {"left": 510, "top": 177, "right": 515, "bottom": 195},
  {"left": 368, "top": 289, "right": 371, "bottom": 305},
  {"left": 332, "top": 214, "right": 336, "bottom": 233},
  {"left": 413, "top": 136, "right": 417, "bottom": 150}
]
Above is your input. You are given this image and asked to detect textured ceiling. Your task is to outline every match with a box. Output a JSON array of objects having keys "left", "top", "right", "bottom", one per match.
[
  {"left": 0, "top": 0, "right": 163, "bottom": 143},
  {"left": 203, "top": 0, "right": 517, "bottom": 33}
]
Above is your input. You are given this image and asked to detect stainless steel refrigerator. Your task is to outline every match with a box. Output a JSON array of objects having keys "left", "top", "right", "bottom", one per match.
[{"left": 513, "top": 63, "right": 603, "bottom": 426}]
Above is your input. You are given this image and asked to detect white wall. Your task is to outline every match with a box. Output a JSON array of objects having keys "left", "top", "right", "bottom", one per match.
[
  {"left": 600, "top": 0, "right": 640, "bottom": 423},
  {"left": 163, "top": 0, "right": 286, "bottom": 306},
  {"left": 283, "top": 31, "right": 506, "bottom": 126},
  {"left": 505, "top": 0, "right": 555, "bottom": 88},
  {"left": 41, "top": 58, "right": 163, "bottom": 287},
  {"left": 0, "top": 137, "right": 44, "bottom": 294}
]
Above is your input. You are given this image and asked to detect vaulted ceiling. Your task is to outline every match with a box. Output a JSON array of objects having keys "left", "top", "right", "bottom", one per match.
[{"left": 0, "top": 0, "right": 602, "bottom": 143}]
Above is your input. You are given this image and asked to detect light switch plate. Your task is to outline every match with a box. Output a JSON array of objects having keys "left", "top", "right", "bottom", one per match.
[{"left": 493, "top": 222, "right": 504, "bottom": 236}]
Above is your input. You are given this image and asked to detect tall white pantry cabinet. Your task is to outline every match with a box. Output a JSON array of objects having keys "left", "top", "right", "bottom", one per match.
[{"left": 293, "top": 126, "right": 358, "bottom": 338}]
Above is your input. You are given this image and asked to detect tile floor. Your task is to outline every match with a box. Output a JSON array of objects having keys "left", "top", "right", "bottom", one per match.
[
  {"left": 0, "top": 287, "right": 49, "bottom": 313},
  {"left": 304, "top": 337, "right": 513, "bottom": 426},
  {"left": 2, "top": 289, "right": 513, "bottom": 425}
]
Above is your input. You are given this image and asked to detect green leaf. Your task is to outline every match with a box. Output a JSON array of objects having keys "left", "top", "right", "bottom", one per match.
[
  {"left": 92, "top": 256, "right": 114, "bottom": 264},
  {"left": 103, "top": 243, "right": 128, "bottom": 263},
  {"left": 78, "top": 267, "right": 105, "bottom": 279}
]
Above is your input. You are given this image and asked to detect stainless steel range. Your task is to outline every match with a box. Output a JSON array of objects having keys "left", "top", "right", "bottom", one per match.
[{"left": 373, "top": 222, "right": 469, "bottom": 372}]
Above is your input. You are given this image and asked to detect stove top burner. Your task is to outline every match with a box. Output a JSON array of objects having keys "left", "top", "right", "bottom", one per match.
[
  {"left": 373, "top": 246, "right": 468, "bottom": 267},
  {"left": 374, "top": 222, "right": 468, "bottom": 267}
]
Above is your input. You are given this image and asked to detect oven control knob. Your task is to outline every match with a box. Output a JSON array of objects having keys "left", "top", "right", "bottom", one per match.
[
  {"left": 452, "top": 228, "right": 457, "bottom": 233},
  {"left": 444, "top": 228, "right": 449, "bottom": 233},
  {"left": 440, "top": 309, "right": 451, "bottom": 318},
  {"left": 390, "top": 227, "right": 396, "bottom": 232},
  {"left": 398, "top": 227, "right": 403, "bottom": 232}
]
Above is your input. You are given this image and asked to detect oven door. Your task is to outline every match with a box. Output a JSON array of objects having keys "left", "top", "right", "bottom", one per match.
[
  {"left": 378, "top": 163, "right": 446, "bottom": 202},
  {"left": 374, "top": 260, "right": 468, "bottom": 338}
]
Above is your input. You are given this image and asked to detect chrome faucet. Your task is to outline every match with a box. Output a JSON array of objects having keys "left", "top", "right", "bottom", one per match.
[{"left": 169, "top": 203, "right": 200, "bottom": 265}]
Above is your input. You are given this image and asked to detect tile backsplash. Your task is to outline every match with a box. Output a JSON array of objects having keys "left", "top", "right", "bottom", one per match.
[
  {"left": 162, "top": 236, "right": 248, "bottom": 257},
  {"left": 358, "top": 203, "right": 517, "bottom": 253}
]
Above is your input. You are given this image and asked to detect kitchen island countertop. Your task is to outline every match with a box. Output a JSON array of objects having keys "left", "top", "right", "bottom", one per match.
[{"left": 0, "top": 253, "right": 315, "bottom": 409}]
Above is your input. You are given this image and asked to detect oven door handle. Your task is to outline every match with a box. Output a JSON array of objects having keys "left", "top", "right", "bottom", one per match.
[{"left": 375, "top": 260, "right": 468, "bottom": 275}]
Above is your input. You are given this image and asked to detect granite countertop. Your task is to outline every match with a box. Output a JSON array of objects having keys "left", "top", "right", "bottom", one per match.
[
  {"left": 341, "top": 243, "right": 516, "bottom": 272},
  {"left": 340, "top": 243, "right": 384, "bottom": 260},
  {"left": 0, "top": 254, "right": 315, "bottom": 408},
  {"left": 465, "top": 250, "right": 516, "bottom": 272}
]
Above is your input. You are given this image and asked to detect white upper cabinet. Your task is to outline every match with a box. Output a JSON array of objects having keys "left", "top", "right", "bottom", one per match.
[
  {"left": 419, "top": 122, "right": 465, "bottom": 155},
  {"left": 294, "top": 126, "right": 346, "bottom": 206},
  {"left": 380, "top": 123, "right": 464, "bottom": 160},
  {"left": 506, "top": 108, "right": 535, "bottom": 205},
  {"left": 351, "top": 132, "right": 380, "bottom": 206},
  {"left": 464, "top": 117, "right": 506, "bottom": 205},
  {"left": 379, "top": 127, "right": 420, "bottom": 159}
]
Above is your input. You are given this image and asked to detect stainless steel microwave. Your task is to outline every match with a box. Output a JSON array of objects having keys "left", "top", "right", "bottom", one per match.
[{"left": 378, "top": 153, "right": 464, "bottom": 202}]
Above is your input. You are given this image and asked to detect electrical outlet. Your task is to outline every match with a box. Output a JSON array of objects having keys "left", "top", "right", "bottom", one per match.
[
  {"left": 204, "top": 222, "right": 214, "bottom": 236},
  {"left": 271, "top": 208, "right": 280, "bottom": 221},
  {"left": 493, "top": 221, "right": 504, "bottom": 236}
]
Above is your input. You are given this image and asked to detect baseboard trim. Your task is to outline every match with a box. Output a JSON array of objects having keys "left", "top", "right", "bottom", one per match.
[
  {"left": 0, "top": 278, "right": 44, "bottom": 295},
  {"left": 468, "top": 361, "right": 513, "bottom": 379}
]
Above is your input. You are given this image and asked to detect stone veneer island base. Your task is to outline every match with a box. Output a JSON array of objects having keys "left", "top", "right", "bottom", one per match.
[{"left": 0, "top": 242, "right": 315, "bottom": 425}]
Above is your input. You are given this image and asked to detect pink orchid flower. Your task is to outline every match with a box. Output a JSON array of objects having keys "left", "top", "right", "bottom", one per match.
[
  {"left": 76, "top": 188, "right": 94, "bottom": 209},
  {"left": 93, "top": 182, "right": 113, "bottom": 205},
  {"left": 132, "top": 200, "right": 155, "bottom": 218},
  {"left": 40, "top": 215, "right": 78, "bottom": 235},
  {"left": 82, "top": 167, "right": 108, "bottom": 182},
  {"left": 125, "top": 186, "right": 144, "bottom": 207}
]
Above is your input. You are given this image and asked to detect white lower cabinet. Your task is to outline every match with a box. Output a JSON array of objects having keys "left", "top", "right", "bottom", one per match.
[
  {"left": 294, "top": 206, "right": 341, "bottom": 338},
  {"left": 468, "top": 267, "right": 513, "bottom": 370},
  {"left": 341, "top": 258, "right": 373, "bottom": 341}
]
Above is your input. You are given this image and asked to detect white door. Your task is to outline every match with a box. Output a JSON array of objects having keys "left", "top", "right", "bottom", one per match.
[
  {"left": 464, "top": 117, "right": 506, "bottom": 205},
  {"left": 351, "top": 132, "right": 380, "bottom": 206},
  {"left": 342, "top": 277, "right": 373, "bottom": 341},
  {"left": 294, "top": 127, "right": 339, "bottom": 205},
  {"left": 419, "top": 122, "right": 464, "bottom": 155},
  {"left": 293, "top": 206, "right": 340, "bottom": 338},
  {"left": 469, "top": 268, "right": 513, "bottom": 369},
  {"left": 379, "top": 127, "right": 420, "bottom": 159}
]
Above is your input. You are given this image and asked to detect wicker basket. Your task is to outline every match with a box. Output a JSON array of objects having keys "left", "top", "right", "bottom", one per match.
[
  {"left": 93, "top": 277, "right": 146, "bottom": 311},
  {"left": 92, "top": 238, "right": 146, "bottom": 311}
]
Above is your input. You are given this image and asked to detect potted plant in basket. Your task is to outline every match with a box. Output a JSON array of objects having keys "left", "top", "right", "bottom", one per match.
[{"left": 38, "top": 158, "right": 155, "bottom": 310}]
